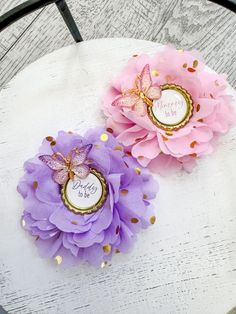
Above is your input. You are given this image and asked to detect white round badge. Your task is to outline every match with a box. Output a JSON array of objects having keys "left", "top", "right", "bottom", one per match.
[
  {"left": 147, "top": 84, "right": 193, "bottom": 131},
  {"left": 61, "top": 169, "right": 107, "bottom": 215}
]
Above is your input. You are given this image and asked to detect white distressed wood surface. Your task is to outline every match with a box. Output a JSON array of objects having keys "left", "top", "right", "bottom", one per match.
[
  {"left": 0, "top": 38, "right": 235, "bottom": 314},
  {"left": 0, "top": 0, "right": 236, "bottom": 90}
]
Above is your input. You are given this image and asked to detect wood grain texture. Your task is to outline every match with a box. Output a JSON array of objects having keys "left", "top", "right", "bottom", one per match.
[
  {"left": 0, "top": 0, "right": 236, "bottom": 89},
  {"left": 0, "top": 38, "right": 235, "bottom": 314}
]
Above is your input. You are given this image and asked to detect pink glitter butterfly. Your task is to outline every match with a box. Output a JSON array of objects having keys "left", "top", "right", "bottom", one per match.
[
  {"left": 39, "top": 144, "right": 92, "bottom": 185},
  {"left": 112, "top": 64, "right": 161, "bottom": 116}
]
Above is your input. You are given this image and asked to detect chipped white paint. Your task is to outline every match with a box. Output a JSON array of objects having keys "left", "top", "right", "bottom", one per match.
[{"left": 0, "top": 38, "right": 235, "bottom": 314}]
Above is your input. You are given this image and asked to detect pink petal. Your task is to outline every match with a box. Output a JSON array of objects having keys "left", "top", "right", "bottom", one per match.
[
  {"left": 140, "top": 64, "right": 152, "bottom": 92},
  {"left": 53, "top": 169, "right": 68, "bottom": 185},
  {"left": 71, "top": 144, "right": 92, "bottom": 166},
  {"left": 112, "top": 94, "right": 139, "bottom": 108},
  {"left": 134, "top": 99, "right": 147, "bottom": 116},
  {"left": 72, "top": 164, "right": 90, "bottom": 179},
  {"left": 39, "top": 155, "right": 66, "bottom": 170},
  {"left": 146, "top": 86, "right": 161, "bottom": 100}
]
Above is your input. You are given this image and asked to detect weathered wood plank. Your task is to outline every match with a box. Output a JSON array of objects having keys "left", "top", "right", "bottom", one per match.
[{"left": 0, "top": 0, "right": 236, "bottom": 89}]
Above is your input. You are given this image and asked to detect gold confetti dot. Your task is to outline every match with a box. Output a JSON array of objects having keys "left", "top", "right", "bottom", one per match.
[
  {"left": 196, "top": 104, "right": 201, "bottom": 112},
  {"left": 190, "top": 141, "right": 197, "bottom": 148},
  {"left": 46, "top": 136, "right": 53, "bottom": 142},
  {"left": 190, "top": 153, "right": 197, "bottom": 157},
  {"left": 94, "top": 144, "right": 100, "bottom": 149},
  {"left": 135, "top": 167, "right": 141, "bottom": 175},
  {"left": 138, "top": 156, "right": 144, "bottom": 160},
  {"left": 71, "top": 221, "right": 78, "bottom": 225},
  {"left": 183, "top": 63, "right": 187, "bottom": 68},
  {"left": 50, "top": 140, "right": 56, "bottom": 146},
  {"left": 100, "top": 133, "right": 108, "bottom": 142},
  {"left": 55, "top": 255, "right": 62, "bottom": 265},
  {"left": 151, "top": 69, "right": 159, "bottom": 76},
  {"left": 103, "top": 244, "right": 111, "bottom": 253},
  {"left": 21, "top": 218, "right": 26, "bottom": 228},
  {"left": 32, "top": 181, "right": 38, "bottom": 189},
  {"left": 121, "top": 189, "right": 128, "bottom": 196},
  {"left": 165, "top": 131, "right": 173, "bottom": 136},
  {"left": 193, "top": 60, "right": 198, "bottom": 68},
  {"left": 131, "top": 218, "right": 139, "bottom": 224},
  {"left": 114, "top": 145, "right": 123, "bottom": 151},
  {"left": 101, "top": 261, "right": 108, "bottom": 268},
  {"left": 115, "top": 249, "right": 120, "bottom": 254},
  {"left": 187, "top": 67, "right": 196, "bottom": 73},
  {"left": 143, "top": 194, "right": 148, "bottom": 200},
  {"left": 150, "top": 216, "right": 156, "bottom": 224},
  {"left": 162, "top": 135, "right": 168, "bottom": 141},
  {"left": 106, "top": 127, "right": 114, "bottom": 134}
]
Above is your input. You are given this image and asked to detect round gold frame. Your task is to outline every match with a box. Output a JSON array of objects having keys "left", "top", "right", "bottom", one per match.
[
  {"left": 147, "top": 84, "right": 193, "bottom": 131},
  {"left": 61, "top": 168, "right": 108, "bottom": 215}
]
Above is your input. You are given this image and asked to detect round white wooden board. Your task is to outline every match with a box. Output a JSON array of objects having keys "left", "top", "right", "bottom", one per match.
[{"left": 0, "top": 38, "right": 235, "bottom": 314}]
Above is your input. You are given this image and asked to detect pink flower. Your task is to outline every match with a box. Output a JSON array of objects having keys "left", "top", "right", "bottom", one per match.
[{"left": 103, "top": 47, "right": 235, "bottom": 175}]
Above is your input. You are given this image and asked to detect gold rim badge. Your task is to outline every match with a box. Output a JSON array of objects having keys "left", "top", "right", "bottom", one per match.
[
  {"left": 147, "top": 84, "right": 193, "bottom": 131},
  {"left": 61, "top": 168, "right": 107, "bottom": 215}
]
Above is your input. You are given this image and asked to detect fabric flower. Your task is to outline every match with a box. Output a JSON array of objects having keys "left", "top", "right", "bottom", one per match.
[
  {"left": 103, "top": 46, "right": 235, "bottom": 175},
  {"left": 18, "top": 128, "right": 159, "bottom": 267}
]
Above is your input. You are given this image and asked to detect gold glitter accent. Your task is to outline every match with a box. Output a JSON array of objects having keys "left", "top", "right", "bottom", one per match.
[
  {"left": 190, "top": 153, "right": 197, "bottom": 157},
  {"left": 103, "top": 245, "right": 111, "bottom": 253},
  {"left": 55, "top": 255, "right": 62, "bottom": 265},
  {"left": 106, "top": 128, "right": 114, "bottom": 134},
  {"left": 152, "top": 69, "right": 159, "bottom": 76},
  {"left": 150, "top": 216, "right": 156, "bottom": 224},
  {"left": 50, "top": 140, "right": 56, "bottom": 146},
  {"left": 46, "top": 136, "right": 53, "bottom": 142},
  {"left": 187, "top": 67, "right": 196, "bottom": 73},
  {"left": 138, "top": 156, "right": 144, "bottom": 160},
  {"left": 190, "top": 141, "right": 197, "bottom": 148},
  {"left": 21, "top": 218, "right": 26, "bottom": 228},
  {"left": 101, "top": 261, "right": 108, "bottom": 268},
  {"left": 94, "top": 144, "right": 100, "bottom": 149},
  {"left": 193, "top": 60, "right": 198, "bottom": 68},
  {"left": 100, "top": 133, "right": 108, "bottom": 142},
  {"left": 71, "top": 221, "right": 78, "bottom": 225},
  {"left": 196, "top": 104, "right": 200, "bottom": 112},
  {"left": 165, "top": 75, "right": 172, "bottom": 82},
  {"left": 162, "top": 135, "right": 168, "bottom": 141},
  {"left": 165, "top": 131, "right": 173, "bottom": 136},
  {"left": 143, "top": 194, "right": 148, "bottom": 200},
  {"left": 115, "top": 249, "right": 120, "bottom": 253},
  {"left": 135, "top": 167, "right": 141, "bottom": 175},
  {"left": 183, "top": 63, "right": 187, "bottom": 68},
  {"left": 131, "top": 218, "right": 139, "bottom": 224},
  {"left": 178, "top": 49, "right": 184, "bottom": 53},
  {"left": 114, "top": 145, "right": 123, "bottom": 151},
  {"left": 121, "top": 189, "right": 128, "bottom": 196},
  {"left": 32, "top": 181, "right": 38, "bottom": 189}
]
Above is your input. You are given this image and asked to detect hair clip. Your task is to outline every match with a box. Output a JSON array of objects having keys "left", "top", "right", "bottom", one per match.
[
  {"left": 103, "top": 46, "right": 235, "bottom": 175},
  {"left": 18, "top": 128, "right": 158, "bottom": 267}
]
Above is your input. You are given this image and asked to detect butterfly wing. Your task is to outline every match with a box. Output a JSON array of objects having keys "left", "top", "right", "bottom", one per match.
[
  {"left": 53, "top": 168, "right": 69, "bottom": 185},
  {"left": 112, "top": 94, "right": 140, "bottom": 108},
  {"left": 146, "top": 86, "right": 161, "bottom": 100},
  {"left": 71, "top": 144, "right": 92, "bottom": 166},
  {"left": 134, "top": 99, "right": 147, "bottom": 116},
  {"left": 39, "top": 155, "right": 66, "bottom": 170},
  {"left": 140, "top": 64, "right": 152, "bottom": 92},
  {"left": 72, "top": 164, "right": 90, "bottom": 179}
]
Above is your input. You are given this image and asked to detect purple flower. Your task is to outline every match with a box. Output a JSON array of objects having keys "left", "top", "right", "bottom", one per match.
[{"left": 18, "top": 128, "right": 159, "bottom": 267}]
